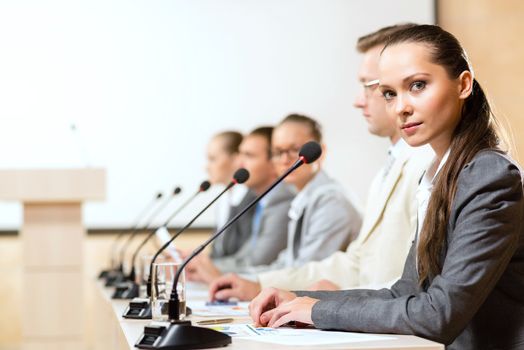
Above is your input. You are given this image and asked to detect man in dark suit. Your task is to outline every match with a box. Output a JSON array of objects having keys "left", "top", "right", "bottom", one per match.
[{"left": 187, "top": 127, "right": 295, "bottom": 283}]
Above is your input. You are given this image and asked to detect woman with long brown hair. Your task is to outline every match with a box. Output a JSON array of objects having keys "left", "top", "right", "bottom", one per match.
[{"left": 248, "top": 24, "right": 524, "bottom": 349}]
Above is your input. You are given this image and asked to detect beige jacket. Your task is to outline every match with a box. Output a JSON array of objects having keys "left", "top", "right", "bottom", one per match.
[{"left": 258, "top": 142, "right": 432, "bottom": 290}]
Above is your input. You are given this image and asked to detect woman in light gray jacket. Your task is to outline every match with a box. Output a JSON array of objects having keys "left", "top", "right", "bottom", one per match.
[{"left": 249, "top": 25, "right": 524, "bottom": 350}]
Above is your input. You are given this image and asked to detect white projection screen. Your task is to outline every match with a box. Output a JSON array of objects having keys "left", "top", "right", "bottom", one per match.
[{"left": 0, "top": 0, "right": 434, "bottom": 230}]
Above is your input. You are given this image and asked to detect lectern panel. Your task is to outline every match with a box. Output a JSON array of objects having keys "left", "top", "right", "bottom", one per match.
[
  {"left": 22, "top": 271, "right": 84, "bottom": 339},
  {"left": 22, "top": 203, "right": 84, "bottom": 268}
]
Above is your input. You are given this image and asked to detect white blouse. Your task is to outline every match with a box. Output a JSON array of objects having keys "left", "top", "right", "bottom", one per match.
[{"left": 416, "top": 148, "right": 451, "bottom": 245}]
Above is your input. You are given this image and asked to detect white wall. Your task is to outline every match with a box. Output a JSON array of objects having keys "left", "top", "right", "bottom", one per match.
[{"left": 0, "top": 0, "right": 434, "bottom": 229}]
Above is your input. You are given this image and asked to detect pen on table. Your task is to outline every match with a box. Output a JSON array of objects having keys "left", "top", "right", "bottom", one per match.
[{"left": 196, "top": 318, "right": 234, "bottom": 325}]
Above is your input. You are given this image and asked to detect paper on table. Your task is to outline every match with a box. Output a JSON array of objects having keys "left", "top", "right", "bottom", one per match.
[
  {"left": 207, "top": 324, "right": 394, "bottom": 346},
  {"left": 154, "top": 227, "right": 181, "bottom": 262},
  {"left": 206, "top": 324, "right": 260, "bottom": 337},
  {"left": 187, "top": 300, "right": 250, "bottom": 317}
]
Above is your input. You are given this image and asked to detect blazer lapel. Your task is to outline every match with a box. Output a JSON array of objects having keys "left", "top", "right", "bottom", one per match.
[{"left": 359, "top": 150, "right": 411, "bottom": 244}]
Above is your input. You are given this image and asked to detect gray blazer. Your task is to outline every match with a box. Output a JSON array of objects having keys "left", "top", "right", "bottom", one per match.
[
  {"left": 242, "top": 170, "right": 362, "bottom": 274},
  {"left": 213, "top": 183, "right": 295, "bottom": 272},
  {"left": 297, "top": 151, "right": 524, "bottom": 350}
]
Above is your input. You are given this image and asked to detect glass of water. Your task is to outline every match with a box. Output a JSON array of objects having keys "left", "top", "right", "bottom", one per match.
[{"left": 150, "top": 261, "right": 186, "bottom": 321}]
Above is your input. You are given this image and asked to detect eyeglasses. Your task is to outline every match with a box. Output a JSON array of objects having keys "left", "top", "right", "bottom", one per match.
[
  {"left": 362, "top": 79, "right": 379, "bottom": 97},
  {"left": 271, "top": 147, "right": 300, "bottom": 161}
]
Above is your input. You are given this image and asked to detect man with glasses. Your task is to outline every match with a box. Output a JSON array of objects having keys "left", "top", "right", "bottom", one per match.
[{"left": 203, "top": 114, "right": 362, "bottom": 299}]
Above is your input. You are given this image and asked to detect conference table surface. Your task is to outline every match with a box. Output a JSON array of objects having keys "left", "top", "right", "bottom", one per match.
[{"left": 96, "top": 280, "right": 444, "bottom": 350}]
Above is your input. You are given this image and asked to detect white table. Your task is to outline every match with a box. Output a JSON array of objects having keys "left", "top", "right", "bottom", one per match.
[{"left": 93, "top": 281, "right": 444, "bottom": 350}]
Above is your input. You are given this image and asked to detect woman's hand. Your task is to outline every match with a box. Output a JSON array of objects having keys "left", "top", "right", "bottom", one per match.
[
  {"left": 249, "top": 287, "right": 298, "bottom": 327},
  {"left": 262, "top": 296, "right": 318, "bottom": 328}
]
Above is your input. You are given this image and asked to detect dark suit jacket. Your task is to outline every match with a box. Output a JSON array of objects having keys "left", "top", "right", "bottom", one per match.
[
  {"left": 210, "top": 189, "right": 258, "bottom": 259},
  {"left": 213, "top": 183, "right": 295, "bottom": 271},
  {"left": 297, "top": 150, "right": 524, "bottom": 350}
]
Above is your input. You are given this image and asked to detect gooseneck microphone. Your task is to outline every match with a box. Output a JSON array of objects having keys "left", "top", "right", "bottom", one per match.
[
  {"left": 146, "top": 169, "right": 249, "bottom": 297},
  {"left": 163, "top": 180, "right": 211, "bottom": 228},
  {"left": 127, "top": 181, "right": 211, "bottom": 284},
  {"left": 170, "top": 141, "right": 320, "bottom": 319},
  {"left": 70, "top": 122, "right": 91, "bottom": 167},
  {"left": 112, "top": 187, "right": 184, "bottom": 299},
  {"left": 116, "top": 187, "right": 181, "bottom": 278},
  {"left": 99, "top": 192, "right": 162, "bottom": 279},
  {"left": 122, "top": 172, "right": 247, "bottom": 319},
  {"left": 135, "top": 142, "right": 321, "bottom": 350}
]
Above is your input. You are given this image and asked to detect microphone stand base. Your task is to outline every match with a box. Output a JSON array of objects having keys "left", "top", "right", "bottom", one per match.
[
  {"left": 123, "top": 299, "right": 152, "bottom": 319},
  {"left": 112, "top": 282, "right": 139, "bottom": 299},
  {"left": 98, "top": 269, "right": 110, "bottom": 279},
  {"left": 136, "top": 320, "right": 231, "bottom": 350},
  {"left": 104, "top": 270, "right": 126, "bottom": 287},
  {"left": 123, "top": 299, "right": 192, "bottom": 320}
]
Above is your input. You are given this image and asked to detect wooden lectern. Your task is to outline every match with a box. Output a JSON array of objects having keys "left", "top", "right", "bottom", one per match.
[{"left": 0, "top": 169, "right": 105, "bottom": 350}]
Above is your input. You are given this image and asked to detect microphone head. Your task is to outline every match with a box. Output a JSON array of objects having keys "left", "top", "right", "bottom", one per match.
[
  {"left": 299, "top": 141, "right": 322, "bottom": 164},
  {"left": 173, "top": 187, "right": 182, "bottom": 195},
  {"left": 155, "top": 192, "right": 163, "bottom": 200},
  {"left": 233, "top": 168, "right": 250, "bottom": 184},
  {"left": 199, "top": 180, "right": 211, "bottom": 192}
]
